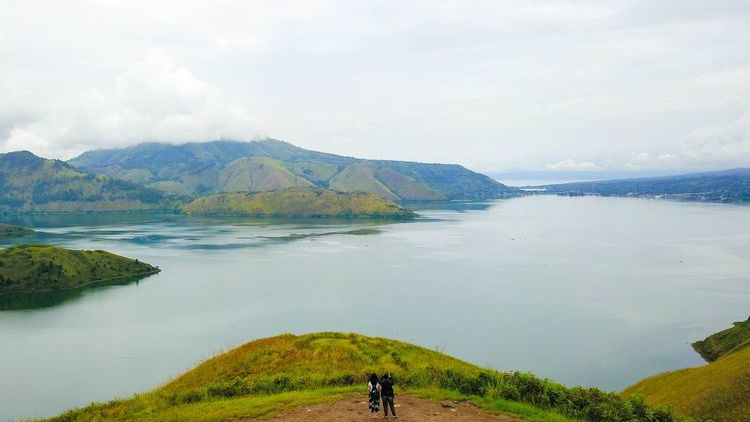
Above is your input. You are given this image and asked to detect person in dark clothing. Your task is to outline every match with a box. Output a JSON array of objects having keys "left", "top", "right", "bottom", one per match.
[
  {"left": 380, "top": 373, "right": 397, "bottom": 418},
  {"left": 368, "top": 373, "right": 381, "bottom": 418}
]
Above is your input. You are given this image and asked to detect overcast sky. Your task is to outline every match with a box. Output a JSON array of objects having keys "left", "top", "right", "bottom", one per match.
[{"left": 1, "top": 1, "right": 749, "bottom": 172}]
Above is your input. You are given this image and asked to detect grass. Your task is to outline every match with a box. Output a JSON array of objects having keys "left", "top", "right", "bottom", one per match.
[
  {"left": 218, "top": 157, "right": 314, "bottom": 193},
  {"left": 692, "top": 316, "right": 750, "bottom": 362},
  {"left": 0, "top": 245, "right": 159, "bottom": 295},
  {"left": 182, "top": 187, "right": 415, "bottom": 218},
  {"left": 623, "top": 336, "right": 750, "bottom": 421},
  {"left": 46, "top": 332, "right": 684, "bottom": 422}
]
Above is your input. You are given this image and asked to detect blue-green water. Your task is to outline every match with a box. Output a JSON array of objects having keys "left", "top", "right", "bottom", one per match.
[{"left": 1, "top": 196, "right": 749, "bottom": 420}]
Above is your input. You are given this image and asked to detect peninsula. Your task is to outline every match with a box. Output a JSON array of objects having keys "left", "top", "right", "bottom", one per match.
[{"left": 0, "top": 245, "right": 160, "bottom": 295}]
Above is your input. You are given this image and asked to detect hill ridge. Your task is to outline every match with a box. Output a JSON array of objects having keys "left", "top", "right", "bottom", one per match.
[
  {"left": 68, "top": 139, "right": 516, "bottom": 201},
  {"left": 0, "top": 150, "right": 181, "bottom": 212}
]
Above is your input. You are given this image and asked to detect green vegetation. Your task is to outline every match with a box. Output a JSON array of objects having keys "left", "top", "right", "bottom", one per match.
[
  {"left": 0, "top": 151, "right": 182, "bottom": 212},
  {"left": 0, "top": 245, "right": 159, "bottom": 294},
  {"left": 50, "top": 332, "right": 681, "bottom": 422},
  {"left": 0, "top": 223, "right": 33, "bottom": 238},
  {"left": 623, "top": 346, "right": 750, "bottom": 421},
  {"left": 543, "top": 168, "right": 750, "bottom": 203},
  {"left": 183, "top": 187, "right": 416, "bottom": 218},
  {"left": 692, "top": 316, "right": 750, "bottom": 362},
  {"left": 69, "top": 139, "right": 517, "bottom": 200}
]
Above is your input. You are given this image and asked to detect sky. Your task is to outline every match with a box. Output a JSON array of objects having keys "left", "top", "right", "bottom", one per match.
[{"left": 1, "top": 0, "right": 749, "bottom": 173}]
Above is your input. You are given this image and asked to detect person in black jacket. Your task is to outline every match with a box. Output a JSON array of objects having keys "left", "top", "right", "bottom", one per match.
[
  {"left": 368, "top": 373, "right": 381, "bottom": 418},
  {"left": 380, "top": 373, "right": 398, "bottom": 418}
]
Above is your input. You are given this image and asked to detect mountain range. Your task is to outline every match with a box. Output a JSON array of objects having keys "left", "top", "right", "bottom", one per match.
[
  {"left": 541, "top": 168, "right": 750, "bottom": 203},
  {"left": 69, "top": 139, "right": 515, "bottom": 201}
]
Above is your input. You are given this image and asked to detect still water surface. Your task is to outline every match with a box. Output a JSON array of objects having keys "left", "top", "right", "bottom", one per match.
[{"left": 1, "top": 196, "right": 749, "bottom": 420}]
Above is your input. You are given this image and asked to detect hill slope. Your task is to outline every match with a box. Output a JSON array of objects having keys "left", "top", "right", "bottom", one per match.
[
  {"left": 623, "top": 318, "right": 750, "bottom": 421},
  {"left": 183, "top": 187, "right": 415, "bottom": 218},
  {"left": 542, "top": 168, "right": 750, "bottom": 203},
  {"left": 0, "top": 245, "right": 159, "bottom": 294},
  {"left": 50, "top": 332, "right": 679, "bottom": 422},
  {"left": 0, "top": 151, "right": 181, "bottom": 212},
  {"left": 218, "top": 157, "right": 314, "bottom": 192},
  {"left": 623, "top": 346, "right": 750, "bottom": 421},
  {"left": 68, "top": 139, "right": 515, "bottom": 200}
]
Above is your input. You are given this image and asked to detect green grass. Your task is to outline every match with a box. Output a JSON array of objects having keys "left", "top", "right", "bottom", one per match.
[
  {"left": 46, "top": 332, "right": 684, "bottom": 422},
  {"left": 623, "top": 336, "right": 750, "bottom": 421},
  {"left": 0, "top": 245, "right": 159, "bottom": 294},
  {"left": 183, "top": 187, "right": 415, "bottom": 218},
  {"left": 0, "top": 223, "right": 33, "bottom": 238},
  {"left": 692, "top": 316, "right": 750, "bottom": 362}
]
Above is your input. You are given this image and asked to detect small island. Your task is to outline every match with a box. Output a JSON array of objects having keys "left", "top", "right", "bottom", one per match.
[
  {"left": 0, "top": 223, "right": 33, "bottom": 238},
  {"left": 0, "top": 245, "right": 160, "bottom": 295},
  {"left": 183, "top": 187, "right": 416, "bottom": 218}
]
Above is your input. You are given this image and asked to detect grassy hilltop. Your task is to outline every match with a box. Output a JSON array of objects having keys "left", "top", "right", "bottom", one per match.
[
  {"left": 50, "top": 332, "right": 680, "bottom": 422},
  {"left": 183, "top": 187, "right": 416, "bottom": 218},
  {"left": 623, "top": 318, "right": 750, "bottom": 421},
  {"left": 0, "top": 245, "right": 159, "bottom": 295}
]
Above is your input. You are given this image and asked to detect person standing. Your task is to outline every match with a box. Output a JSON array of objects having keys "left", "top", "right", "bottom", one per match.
[
  {"left": 368, "top": 373, "right": 381, "bottom": 419},
  {"left": 380, "top": 373, "right": 397, "bottom": 419}
]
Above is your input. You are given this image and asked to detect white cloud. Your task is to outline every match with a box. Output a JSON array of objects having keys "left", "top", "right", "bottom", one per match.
[
  {"left": 0, "top": 1, "right": 749, "bottom": 170},
  {"left": 545, "top": 159, "right": 603, "bottom": 172},
  {"left": 625, "top": 110, "right": 750, "bottom": 170},
  {"left": 1, "top": 50, "right": 262, "bottom": 159}
]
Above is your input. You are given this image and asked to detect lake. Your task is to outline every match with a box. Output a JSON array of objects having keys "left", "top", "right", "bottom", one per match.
[{"left": 1, "top": 196, "right": 749, "bottom": 421}]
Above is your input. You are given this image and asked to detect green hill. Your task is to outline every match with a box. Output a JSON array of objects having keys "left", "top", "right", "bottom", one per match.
[
  {"left": 0, "top": 151, "right": 182, "bottom": 212},
  {"left": 0, "top": 245, "right": 160, "bottom": 294},
  {"left": 68, "top": 139, "right": 515, "bottom": 200},
  {"left": 183, "top": 187, "right": 416, "bottom": 218},
  {"left": 50, "top": 332, "right": 681, "bottom": 422},
  {"left": 692, "top": 316, "right": 750, "bottom": 362},
  {"left": 0, "top": 223, "right": 33, "bottom": 238},
  {"left": 623, "top": 318, "right": 750, "bottom": 421}
]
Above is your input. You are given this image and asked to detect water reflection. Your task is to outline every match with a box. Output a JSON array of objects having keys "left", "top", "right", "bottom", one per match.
[{"left": 0, "top": 273, "right": 158, "bottom": 311}]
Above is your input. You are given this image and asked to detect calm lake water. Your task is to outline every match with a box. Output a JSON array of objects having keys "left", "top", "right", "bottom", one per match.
[{"left": 1, "top": 196, "right": 749, "bottom": 420}]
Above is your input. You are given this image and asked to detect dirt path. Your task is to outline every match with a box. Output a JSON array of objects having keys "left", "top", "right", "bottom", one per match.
[{"left": 233, "top": 394, "right": 520, "bottom": 422}]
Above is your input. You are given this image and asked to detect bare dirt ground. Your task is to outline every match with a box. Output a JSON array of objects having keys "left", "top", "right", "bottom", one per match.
[{"left": 233, "top": 394, "right": 521, "bottom": 422}]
